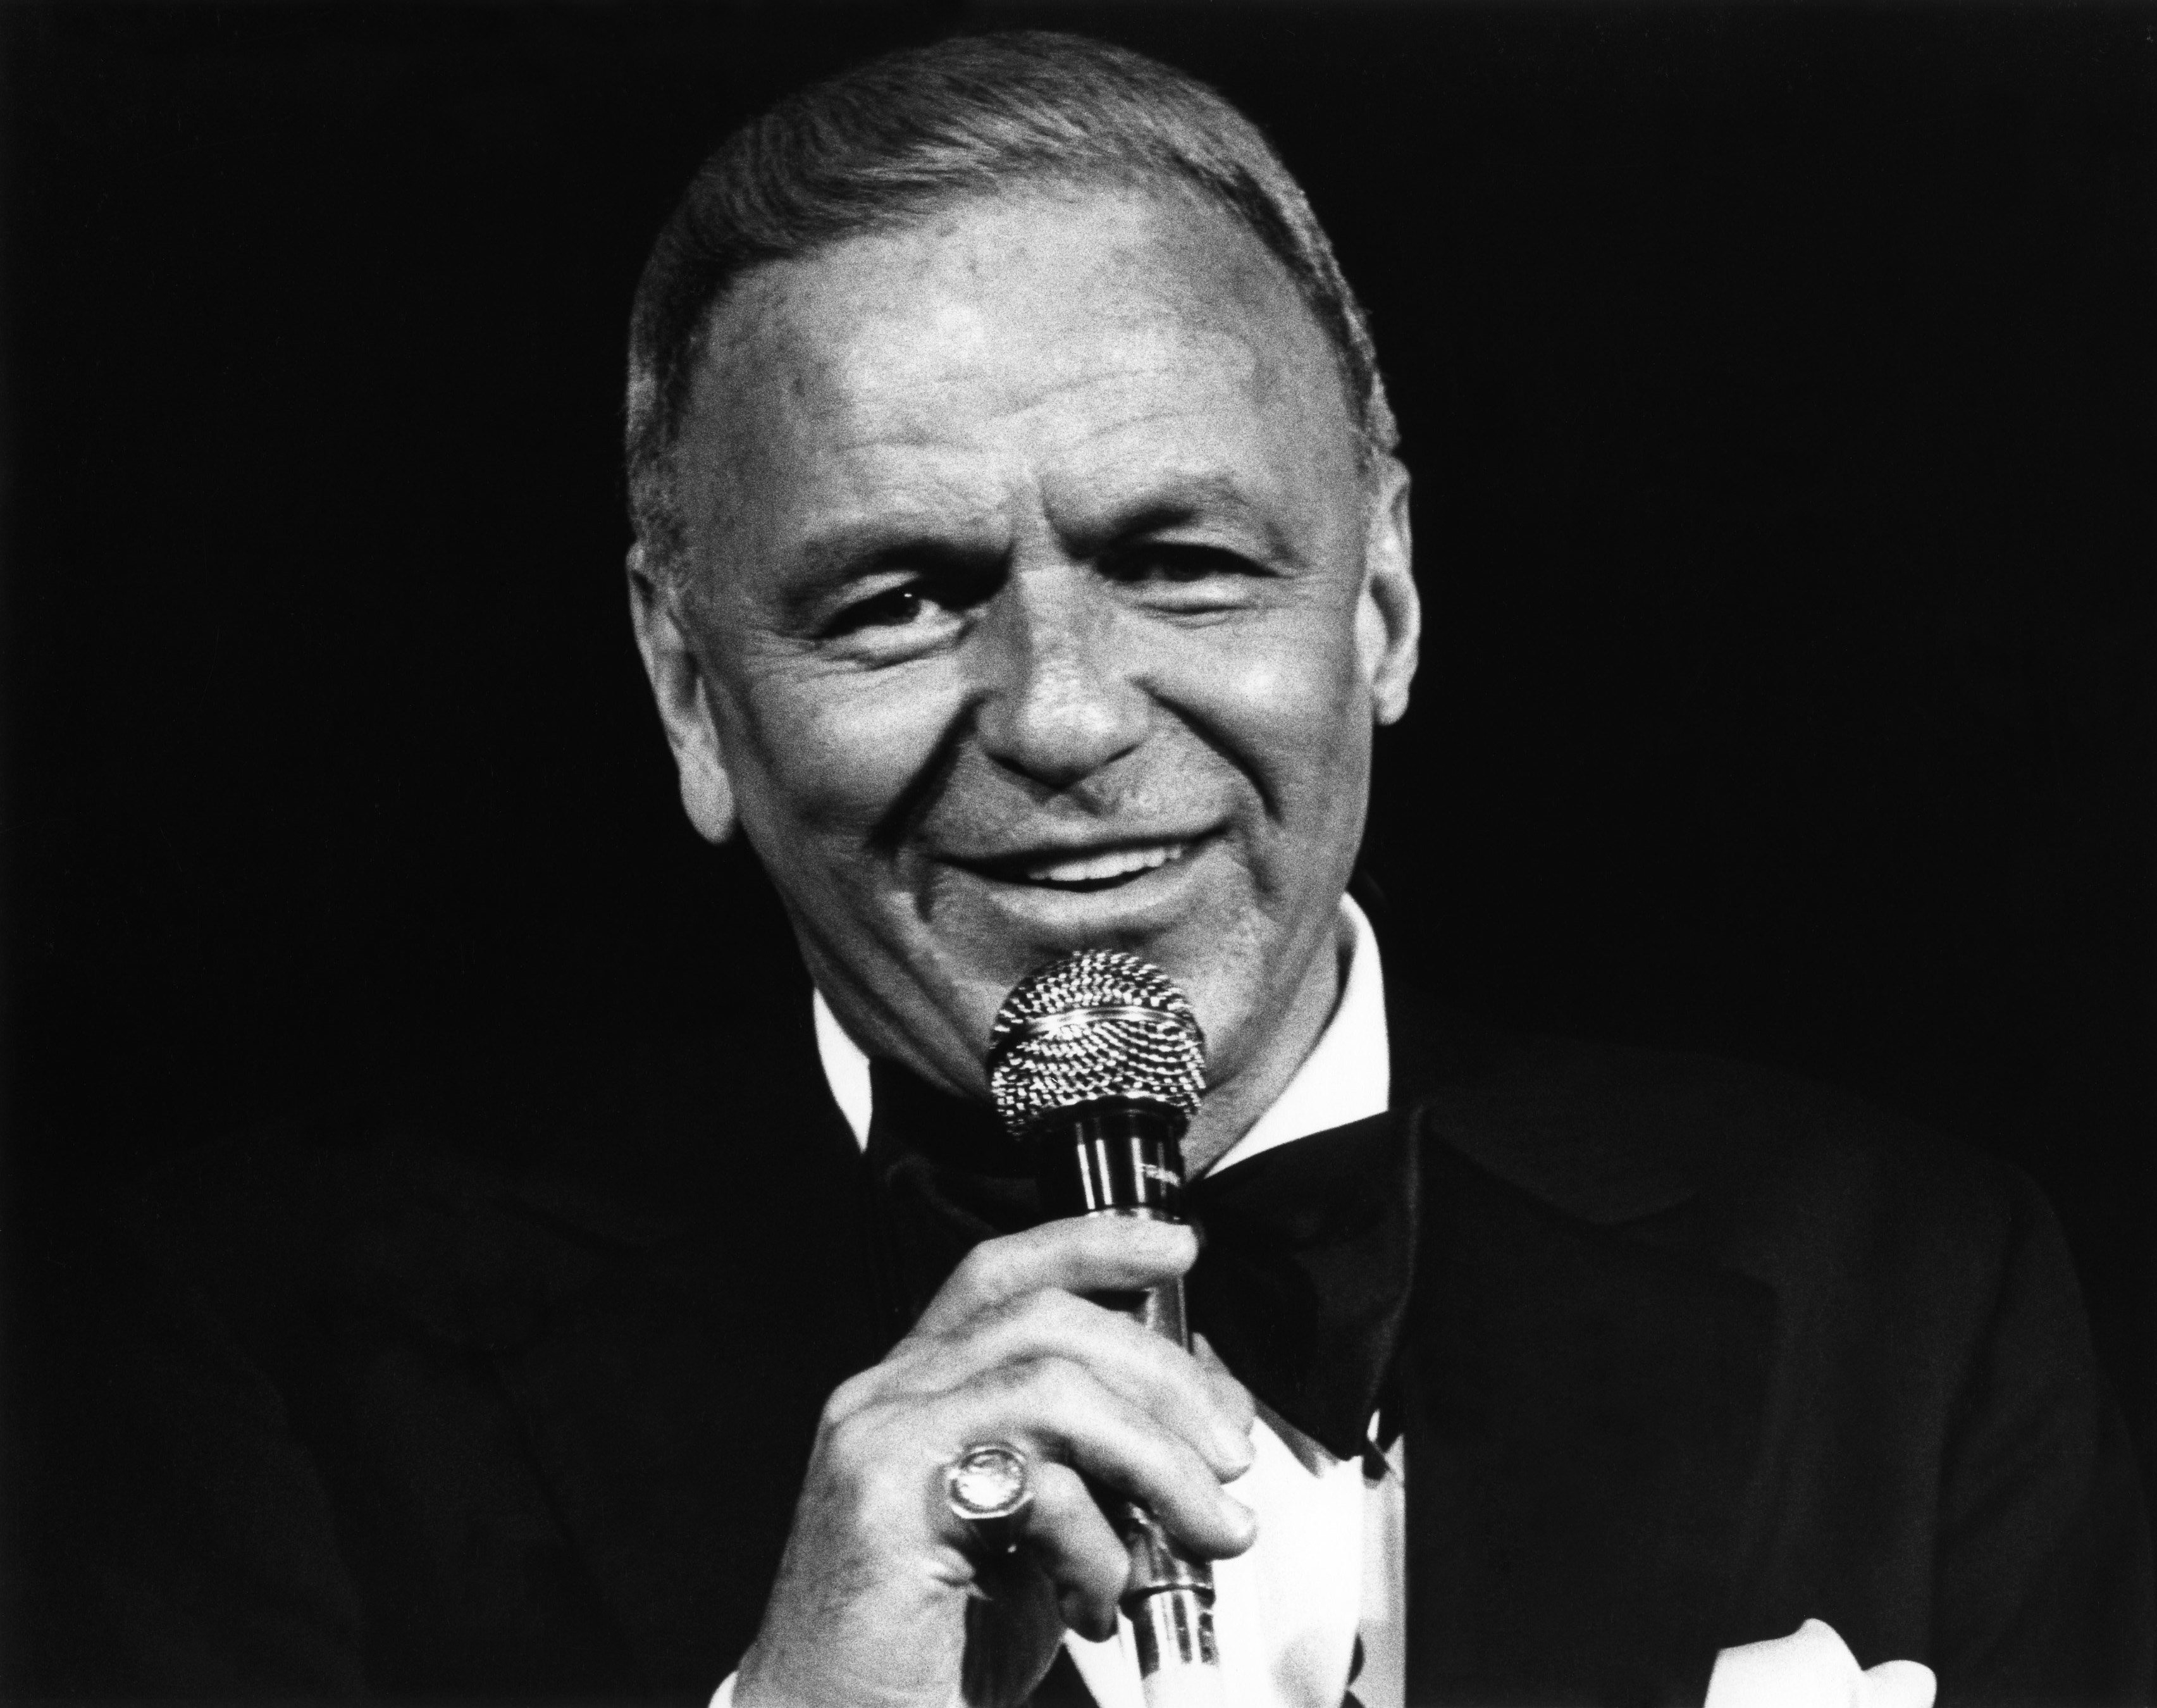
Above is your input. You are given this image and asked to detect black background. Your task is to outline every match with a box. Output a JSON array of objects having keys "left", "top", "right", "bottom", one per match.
[{"left": 4, "top": 0, "right": 2153, "bottom": 1651}]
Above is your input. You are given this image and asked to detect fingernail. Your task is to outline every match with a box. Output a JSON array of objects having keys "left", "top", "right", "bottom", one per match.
[{"left": 1219, "top": 1492, "right": 1258, "bottom": 1546}]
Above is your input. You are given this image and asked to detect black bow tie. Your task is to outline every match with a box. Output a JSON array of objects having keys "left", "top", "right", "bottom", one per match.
[{"left": 861, "top": 1060, "right": 1421, "bottom": 1461}]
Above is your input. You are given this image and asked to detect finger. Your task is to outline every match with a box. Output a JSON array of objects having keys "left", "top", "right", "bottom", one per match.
[
  {"left": 823, "top": 1297, "right": 1251, "bottom": 1490},
  {"left": 901, "top": 1291, "right": 1252, "bottom": 1480},
  {"left": 962, "top": 1356, "right": 1257, "bottom": 1560},
  {"left": 1001, "top": 1459, "right": 1129, "bottom": 1643},
  {"left": 838, "top": 1357, "right": 1249, "bottom": 1564},
  {"left": 918, "top": 1216, "right": 1197, "bottom": 1335},
  {"left": 1190, "top": 1334, "right": 1258, "bottom": 1446},
  {"left": 958, "top": 1561, "right": 1066, "bottom": 1708}
]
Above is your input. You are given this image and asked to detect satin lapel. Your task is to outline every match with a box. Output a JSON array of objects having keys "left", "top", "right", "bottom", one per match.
[
  {"left": 490, "top": 1074, "right": 886, "bottom": 1697},
  {"left": 1401, "top": 1130, "right": 1775, "bottom": 1707}
]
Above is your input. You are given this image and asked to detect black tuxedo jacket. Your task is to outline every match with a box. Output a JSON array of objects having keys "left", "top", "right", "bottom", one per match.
[{"left": 23, "top": 981, "right": 2153, "bottom": 1704}]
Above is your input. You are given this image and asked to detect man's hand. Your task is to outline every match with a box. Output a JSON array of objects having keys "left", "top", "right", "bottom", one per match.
[{"left": 733, "top": 1216, "right": 1258, "bottom": 1708}]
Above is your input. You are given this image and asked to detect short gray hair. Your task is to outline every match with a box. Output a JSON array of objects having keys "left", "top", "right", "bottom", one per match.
[{"left": 624, "top": 30, "right": 1396, "bottom": 583}]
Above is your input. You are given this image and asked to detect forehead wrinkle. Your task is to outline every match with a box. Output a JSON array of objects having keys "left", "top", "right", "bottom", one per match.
[
  {"left": 825, "top": 341, "right": 1284, "bottom": 515},
  {"left": 791, "top": 496, "right": 1011, "bottom": 574},
  {"left": 839, "top": 333, "right": 1263, "bottom": 450},
  {"left": 781, "top": 214, "right": 1289, "bottom": 412}
]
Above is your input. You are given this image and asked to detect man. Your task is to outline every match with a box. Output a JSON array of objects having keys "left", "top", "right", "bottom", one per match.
[{"left": 28, "top": 30, "right": 2151, "bottom": 1708}]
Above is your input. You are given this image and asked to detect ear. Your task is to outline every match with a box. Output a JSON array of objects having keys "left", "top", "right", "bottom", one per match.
[
  {"left": 1356, "top": 455, "right": 1421, "bottom": 726},
  {"left": 626, "top": 543, "right": 738, "bottom": 845}
]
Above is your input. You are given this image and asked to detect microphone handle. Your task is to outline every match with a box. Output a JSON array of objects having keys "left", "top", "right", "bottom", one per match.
[{"left": 1035, "top": 1101, "right": 1225, "bottom": 1708}]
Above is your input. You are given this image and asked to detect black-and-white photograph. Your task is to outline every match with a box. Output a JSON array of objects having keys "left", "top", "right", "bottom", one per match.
[{"left": 4, "top": 4, "right": 2152, "bottom": 1704}]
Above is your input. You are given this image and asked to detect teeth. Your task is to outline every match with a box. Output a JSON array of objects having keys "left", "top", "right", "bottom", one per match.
[{"left": 1023, "top": 843, "right": 1186, "bottom": 885}]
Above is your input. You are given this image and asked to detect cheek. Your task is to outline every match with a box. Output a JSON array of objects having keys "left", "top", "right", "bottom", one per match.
[
  {"left": 1192, "top": 619, "right": 1371, "bottom": 809},
  {"left": 720, "top": 660, "right": 960, "bottom": 853}
]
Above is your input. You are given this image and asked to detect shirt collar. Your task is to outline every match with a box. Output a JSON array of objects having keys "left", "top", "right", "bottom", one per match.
[{"left": 810, "top": 897, "right": 1390, "bottom": 1177}]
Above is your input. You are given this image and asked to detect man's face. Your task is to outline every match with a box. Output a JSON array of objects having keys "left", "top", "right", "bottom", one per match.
[{"left": 638, "top": 186, "right": 1417, "bottom": 1141}]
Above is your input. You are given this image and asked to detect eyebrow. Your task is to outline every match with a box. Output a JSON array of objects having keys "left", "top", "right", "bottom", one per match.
[
  {"left": 1086, "top": 474, "right": 1302, "bottom": 564},
  {"left": 776, "top": 470, "right": 1303, "bottom": 619}
]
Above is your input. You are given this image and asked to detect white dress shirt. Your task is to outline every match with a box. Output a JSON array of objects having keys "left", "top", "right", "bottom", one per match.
[{"left": 712, "top": 899, "right": 1931, "bottom": 1708}]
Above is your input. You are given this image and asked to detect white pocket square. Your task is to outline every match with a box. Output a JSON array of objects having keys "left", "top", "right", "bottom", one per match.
[{"left": 1705, "top": 1619, "right": 1936, "bottom": 1708}]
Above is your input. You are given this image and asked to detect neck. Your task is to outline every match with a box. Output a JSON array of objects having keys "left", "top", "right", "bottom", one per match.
[{"left": 1175, "top": 915, "right": 1352, "bottom": 1175}]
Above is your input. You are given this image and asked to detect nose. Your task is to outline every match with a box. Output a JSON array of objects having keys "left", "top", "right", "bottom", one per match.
[{"left": 970, "top": 565, "right": 1147, "bottom": 789}]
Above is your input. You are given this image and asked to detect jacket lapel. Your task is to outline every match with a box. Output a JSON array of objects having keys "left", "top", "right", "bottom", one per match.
[{"left": 1400, "top": 1129, "right": 1775, "bottom": 1705}]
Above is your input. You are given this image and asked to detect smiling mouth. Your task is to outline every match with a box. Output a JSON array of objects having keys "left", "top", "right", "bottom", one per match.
[{"left": 970, "top": 840, "right": 1196, "bottom": 892}]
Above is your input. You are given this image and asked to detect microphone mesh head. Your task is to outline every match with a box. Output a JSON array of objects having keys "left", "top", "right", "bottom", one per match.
[{"left": 987, "top": 951, "right": 1207, "bottom": 1139}]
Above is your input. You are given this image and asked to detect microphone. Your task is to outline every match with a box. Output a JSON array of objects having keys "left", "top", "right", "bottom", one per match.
[{"left": 988, "top": 951, "right": 1223, "bottom": 1708}]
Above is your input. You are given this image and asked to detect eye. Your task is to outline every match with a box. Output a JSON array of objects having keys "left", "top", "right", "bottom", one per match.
[
  {"left": 1109, "top": 543, "right": 1244, "bottom": 580},
  {"left": 1100, "top": 541, "right": 1264, "bottom": 607},
  {"left": 827, "top": 584, "right": 934, "bottom": 635},
  {"left": 816, "top": 567, "right": 982, "bottom": 662}
]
